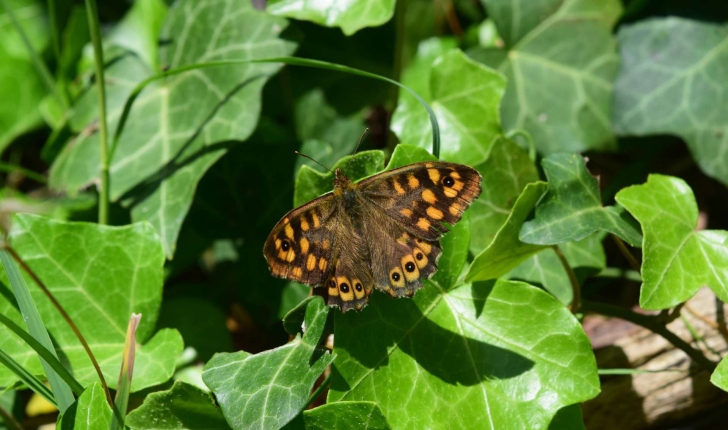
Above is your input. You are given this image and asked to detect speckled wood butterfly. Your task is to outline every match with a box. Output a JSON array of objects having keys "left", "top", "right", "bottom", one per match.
[{"left": 263, "top": 157, "right": 482, "bottom": 312}]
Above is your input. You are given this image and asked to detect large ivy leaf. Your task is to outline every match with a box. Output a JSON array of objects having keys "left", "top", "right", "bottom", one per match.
[
  {"left": 479, "top": 0, "right": 622, "bottom": 154},
  {"left": 330, "top": 277, "right": 599, "bottom": 429},
  {"left": 0, "top": 0, "right": 49, "bottom": 152},
  {"left": 470, "top": 135, "right": 539, "bottom": 254},
  {"left": 615, "top": 174, "right": 728, "bottom": 310},
  {"left": 519, "top": 153, "right": 642, "bottom": 247},
  {"left": 466, "top": 182, "right": 548, "bottom": 282},
  {"left": 203, "top": 297, "right": 334, "bottom": 430},
  {"left": 612, "top": 18, "right": 728, "bottom": 188},
  {"left": 391, "top": 48, "right": 506, "bottom": 165},
  {"left": 268, "top": 0, "right": 395, "bottom": 36},
  {"left": 50, "top": 0, "right": 297, "bottom": 257},
  {"left": 286, "top": 402, "right": 390, "bottom": 429},
  {"left": 0, "top": 214, "right": 182, "bottom": 391},
  {"left": 126, "top": 381, "right": 231, "bottom": 430},
  {"left": 56, "top": 383, "right": 111, "bottom": 430}
]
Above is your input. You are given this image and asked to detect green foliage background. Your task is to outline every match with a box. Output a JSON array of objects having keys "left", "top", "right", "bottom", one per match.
[{"left": 1, "top": 0, "right": 728, "bottom": 429}]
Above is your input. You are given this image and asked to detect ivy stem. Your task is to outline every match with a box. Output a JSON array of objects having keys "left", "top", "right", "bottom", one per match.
[
  {"left": 2, "top": 244, "right": 114, "bottom": 407},
  {"left": 611, "top": 234, "right": 641, "bottom": 273},
  {"left": 552, "top": 245, "right": 580, "bottom": 313},
  {"left": 304, "top": 373, "right": 331, "bottom": 410},
  {"left": 84, "top": 0, "right": 110, "bottom": 225},
  {"left": 581, "top": 299, "right": 718, "bottom": 372}
]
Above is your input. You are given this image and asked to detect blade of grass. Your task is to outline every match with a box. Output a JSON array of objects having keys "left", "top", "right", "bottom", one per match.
[
  {"left": 0, "top": 313, "right": 84, "bottom": 395},
  {"left": 598, "top": 368, "right": 687, "bottom": 375},
  {"left": 0, "top": 348, "right": 56, "bottom": 407},
  {"left": 110, "top": 313, "right": 141, "bottom": 430},
  {"left": 1, "top": 244, "right": 113, "bottom": 407},
  {"left": 0, "top": 250, "right": 75, "bottom": 412},
  {"left": 0, "top": 161, "right": 47, "bottom": 184},
  {"left": 84, "top": 0, "right": 110, "bottom": 225},
  {"left": 108, "top": 57, "right": 441, "bottom": 161}
]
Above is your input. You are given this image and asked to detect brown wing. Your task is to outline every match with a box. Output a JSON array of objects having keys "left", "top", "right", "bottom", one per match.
[
  {"left": 263, "top": 194, "right": 338, "bottom": 287},
  {"left": 358, "top": 161, "right": 482, "bottom": 240}
]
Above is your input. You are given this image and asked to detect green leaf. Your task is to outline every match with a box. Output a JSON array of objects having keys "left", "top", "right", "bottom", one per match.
[
  {"left": 126, "top": 381, "right": 231, "bottom": 430},
  {"left": 50, "top": 0, "right": 297, "bottom": 257},
  {"left": 481, "top": 0, "right": 622, "bottom": 154},
  {"left": 469, "top": 135, "right": 539, "bottom": 254},
  {"left": 329, "top": 279, "right": 599, "bottom": 429},
  {"left": 286, "top": 401, "right": 390, "bottom": 430},
  {"left": 391, "top": 48, "right": 506, "bottom": 165},
  {"left": 0, "top": 214, "right": 182, "bottom": 391},
  {"left": 507, "top": 233, "right": 606, "bottom": 305},
  {"left": 613, "top": 18, "right": 728, "bottom": 188},
  {"left": 56, "top": 383, "right": 111, "bottom": 430},
  {"left": 294, "top": 150, "right": 385, "bottom": 207},
  {"left": 711, "top": 356, "right": 728, "bottom": 392},
  {"left": 0, "top": 251, "right": 75, "bottom": 411},
  {"left": 519, "top": 153, "right": 642, "bottom": 247},
  {"left": 268, "top": 0, "right": 395, "bottom": 36},
  {"left": 107, "top": 0, "right": 168, "bottom": 71},
  {"left": 203, "top": 296, "right": 334, "bottom": 430},
  {"left": 466, "top": 182, "right": 548, "bottom": 282},
  {"left": 547, "top": 404, "right": 586, "bottom": 430},
  {"left": 615, "top": 174, "right": 728, "bottom": 310}
]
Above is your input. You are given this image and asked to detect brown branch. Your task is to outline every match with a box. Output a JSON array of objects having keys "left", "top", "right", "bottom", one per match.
[
  {"left": 611, "top": 234, "right": 641, "bottom": 273},
  {"left": 552, "top": 245, "right": 581, "bottom": 313},
  {"left": 2, "top": 244, "right": 113, "bottom": 407}
]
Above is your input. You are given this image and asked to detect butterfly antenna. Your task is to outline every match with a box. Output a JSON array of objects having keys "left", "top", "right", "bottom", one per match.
[
  {"left": 294, "top": 151, "right": 334, "bottom": 174},
  {"left": 344, "top": 128, "right": 369, "bottom": 176}
]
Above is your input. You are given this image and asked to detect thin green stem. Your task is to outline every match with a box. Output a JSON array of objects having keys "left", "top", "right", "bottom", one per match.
[
  {"left": 0, "top": 403, "right": 23, "bottom": 430},
  {"left": 611, "top": 234, "right": 641, "bottom": 273},
  {"left": 0, "top": 0, "right": 66, "bottom": 107},
  {"left": 581, "top": 300, "right": 717, "bottom": 372},
  {"left": 3, "top": 244, "right": 113, "bottom": 407},
  {"left": 304, "top": 373, "right": 331, "bottom": 410},
  {"left": 0, "top": 161, "right": 47, "bottom": 184},
  {"left": 84, "top": 0, "right": 110, "bottom": 225},
  {"left": 552, "top": 245, "right": 580, "bottom": 312}
]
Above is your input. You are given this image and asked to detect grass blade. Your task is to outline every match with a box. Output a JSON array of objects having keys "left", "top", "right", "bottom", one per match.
[
  {"left": 0, "top": 250, "right": 75, "bottom": 412},
  {"left": 110, "top": 313, "right": 141, "bottom": 430},
  {"left": 0, "top": 348, "right": 56, "bottom": 407}
]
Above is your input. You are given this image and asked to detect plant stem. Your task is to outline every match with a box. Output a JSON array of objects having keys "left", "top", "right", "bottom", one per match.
[
  {"left": 552, "top": 245, "right": 580, "bottom": 312},
  {"left": 0, "top": 0, "right": 66, "bottom": 107},
  {"left": 304, "top": 373, "right": 331, "bottom": 410},
  {"left": 84, "top": 0, "right": 110, "bottom": 225},
  {"left": 3, "top": 244, "right": 114, "bottom": 407},
  {"left": 611, "top": 234, "right": 641, "bottom": 273},
  {"left": 581, "top": 299, "right": 718, "bottom": 372},
  {"left": 0, "top": 403, "right": 23, "bottom": 430}
]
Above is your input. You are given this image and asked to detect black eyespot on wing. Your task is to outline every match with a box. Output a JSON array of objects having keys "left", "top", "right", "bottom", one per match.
[
  {"left": 340, "top": 283, "right": 350, "bottom": 293},
  {"left": 405, "top": 262, "right": 415, "bottom": 272},
  {"left": 442, "top": 176, "right": 455, "bottom": 187},
  {"left": 281, "top": 240, "right": 290, "bottom": 251},
  {"left": 392, "top": 272, "right": 400, "bottom": 281},
  {"left": 355, "top": 282, "right": 363, "bottom": 292}
]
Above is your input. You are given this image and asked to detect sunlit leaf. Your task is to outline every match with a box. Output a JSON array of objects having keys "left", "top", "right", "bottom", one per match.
[
  {"left": 268, "top": 0, "right": 395, "bottom": 36},
  {"left": 285, "top": 401, "right": 390, "bottom": 429},
  {"left": 712, "top": 356, "right": 728, "bottom": 393},
  {"left": 613, "top": 17, "right": 728, "bottom": 188},
  {"left": 56, "top": 383, "right": 111, "bottom": 430},
  {"left": 615, "top": 174, "right": 728, "bottom": 309}
]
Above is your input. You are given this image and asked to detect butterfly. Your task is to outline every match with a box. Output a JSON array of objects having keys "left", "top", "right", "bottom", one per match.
[{"left": 263, "top": 159, "right": 482, "bottom": 312}]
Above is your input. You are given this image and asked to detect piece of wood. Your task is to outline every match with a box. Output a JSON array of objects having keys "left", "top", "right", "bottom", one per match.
[{"left": 582, "top": 288, "right": 728, "bottom": 429}]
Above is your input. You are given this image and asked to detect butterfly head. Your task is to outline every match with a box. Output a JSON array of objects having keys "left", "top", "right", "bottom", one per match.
[{"left": 333, "top": 168, "right": 356, "bottom": 196}]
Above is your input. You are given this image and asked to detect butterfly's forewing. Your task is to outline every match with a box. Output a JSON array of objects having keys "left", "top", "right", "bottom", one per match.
[
  {"left": 263, "top": 194, "right": 338, "bottom": 287},
  {"left": 358, "top": 161, "right": 482, "bottom": 240}
]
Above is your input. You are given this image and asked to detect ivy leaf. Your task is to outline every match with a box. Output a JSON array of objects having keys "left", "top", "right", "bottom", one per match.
[
  {"left": 203, "top": 296, "right": 334, "bottom": 430},
  {"left": 125, "top": 381, "right": 231, "bottom": 430},
  {"left": 519, "top": 153, "right": 642, "bottom": 247},
  {"left": 479, "top": 0, "right": 622, "bottom": 154},
  {"left": 294, "top": 150, "right": 386, "bottom": 207},
  {"left": 470, "top": 135, "right": 539, "bottom": 254},
  {"left": 391, "top": 48, "right": 506, "bottom": 165},
  {"left": 107, "top": 0, "right": 168, "bottom": 71},
  {"left": 548, "top": 404, "right": 586, "bottom": 430},
  {"left": 615, "top": 174, "right": 728, "bottom": 310},
  {"left": 466, "top": 182, "right": 548, "bottom": 283},
  {"left": 56, "top": 383, "right": 111, "bottom": 430},
  {"left": 712, "top": 356, "right": 728, "bottom": 393},
  {"left": 268, "top": 0, "right": 395, "bottom": 36},
  {"left": 0, "top": 214, "right": 182, "bottom": 391},
  {"left": 612, "top": 18, "right": 728, "bottom": 188},
  {"left": 330, "top": 279, "right": 599, "bottom": 429},
  {"left": 508, "top": 233, "right": 606, "bottom": 305},
  {"left": 50, "top": 0, "right": 297, "bottom": 257},
  {"left": 285, "top": 402, "right": 390, "bottom": 429}
]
